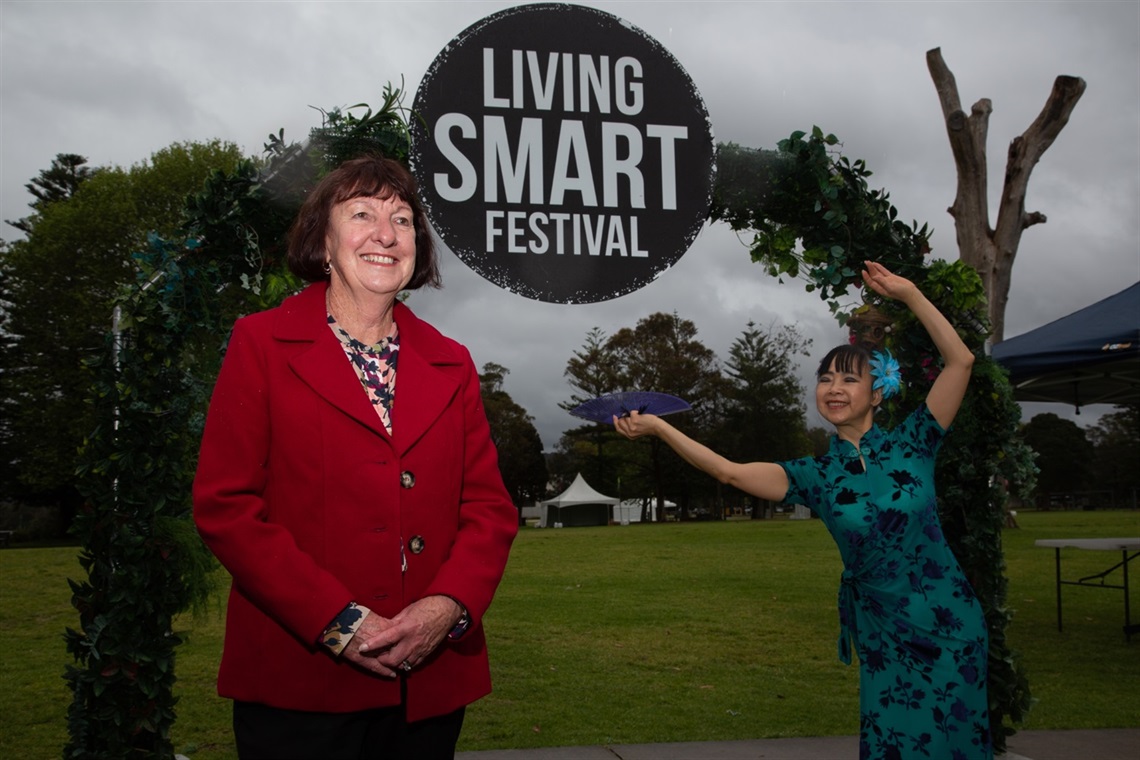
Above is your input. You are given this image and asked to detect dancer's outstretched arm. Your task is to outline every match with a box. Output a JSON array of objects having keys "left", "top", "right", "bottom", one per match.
[{"left": 614, "top": 412, "right": 789, "bottom": 502}]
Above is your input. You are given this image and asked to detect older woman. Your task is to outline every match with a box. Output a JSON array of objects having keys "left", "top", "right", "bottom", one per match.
[
  {"left": 193, "top": 155, "right": 518, "bottom": 760},
  {"left": 615, "top": 262, "right": 991, "bottom": 760}
]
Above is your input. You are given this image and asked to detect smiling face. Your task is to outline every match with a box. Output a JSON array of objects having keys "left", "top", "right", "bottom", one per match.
[
  {"left": 815, "top": 356, "right": 882, "bottom": 431},
  {"left": 325, "top": 193, "right": 417, "bottom": 305}
]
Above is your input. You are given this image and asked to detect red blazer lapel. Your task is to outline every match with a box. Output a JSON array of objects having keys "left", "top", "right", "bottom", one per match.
[
  {"left": 390, "top": 302, "right": 462, "bottom": 456},
  {"left": 274, "top": 283, "right": 390, "bottom": 439}
]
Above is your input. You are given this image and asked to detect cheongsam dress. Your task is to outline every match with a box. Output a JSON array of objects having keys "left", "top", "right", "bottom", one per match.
[{"left": 779, "top": 404, "right": 992, "bottom": 760}]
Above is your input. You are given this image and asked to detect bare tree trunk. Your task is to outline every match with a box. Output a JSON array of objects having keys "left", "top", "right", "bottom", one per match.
[{"left": 926, "top": 48, "right": 1085, "bottom": 342}]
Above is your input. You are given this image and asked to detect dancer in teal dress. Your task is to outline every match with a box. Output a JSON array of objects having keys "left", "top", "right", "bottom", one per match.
[{"left": 614, "top": 261, "right": 991, "bottom": 760}]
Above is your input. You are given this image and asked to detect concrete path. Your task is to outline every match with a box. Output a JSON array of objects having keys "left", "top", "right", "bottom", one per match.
[{"left": 456, "top": 728, "right": 1140, "bottom": 759}]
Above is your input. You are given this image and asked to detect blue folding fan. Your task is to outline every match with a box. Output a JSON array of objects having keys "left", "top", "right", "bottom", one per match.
[{"left": 569, "top": 391, "right": 692, "bottom": 424}]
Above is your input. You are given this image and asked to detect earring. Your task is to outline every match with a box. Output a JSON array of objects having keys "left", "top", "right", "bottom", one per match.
[{"left": 323, "top": 261, "right": 331, "bottom": 275}]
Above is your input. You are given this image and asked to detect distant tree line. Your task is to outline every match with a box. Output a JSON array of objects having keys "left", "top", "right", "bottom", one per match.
[
  {"left": 3, "top": 147, "right": 1136, "bottom": 541},
  {"left": 1020, "top": 407, "right": 1140, "bottom": 509}
]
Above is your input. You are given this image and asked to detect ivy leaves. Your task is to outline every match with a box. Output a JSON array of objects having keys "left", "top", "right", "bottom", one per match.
[{"left": 715, "top": 126, "right": 933, "bottom": 320}]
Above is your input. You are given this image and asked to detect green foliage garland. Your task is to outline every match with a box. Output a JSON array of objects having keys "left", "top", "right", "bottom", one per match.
[
  {"left": 713, "top": 129, "right": 932, "bottom": 320},
  {"left": 712, "top": 127, "right": 1037, "bottom": 751},
  {"left": 66, "top": 235, "right": 227, "bottom": 759}
]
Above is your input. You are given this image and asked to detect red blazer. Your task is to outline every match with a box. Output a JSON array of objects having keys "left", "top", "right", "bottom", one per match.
[{"left": 192, "top": 283, "right": 518, "bottom": 721}]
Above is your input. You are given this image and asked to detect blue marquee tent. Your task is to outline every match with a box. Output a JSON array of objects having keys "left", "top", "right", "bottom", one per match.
[{"left": 992, "top": 282, "right": 1139, "bottom": 410}]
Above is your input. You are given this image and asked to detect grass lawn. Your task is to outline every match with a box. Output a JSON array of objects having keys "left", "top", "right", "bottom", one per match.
[{"left": 1, "top": 509, "right": 1137, "bottom": 759}]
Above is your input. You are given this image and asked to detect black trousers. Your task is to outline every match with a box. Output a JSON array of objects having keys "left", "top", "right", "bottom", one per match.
[{"left": 233, "top": 700, "right": 465, "bottom": 760}]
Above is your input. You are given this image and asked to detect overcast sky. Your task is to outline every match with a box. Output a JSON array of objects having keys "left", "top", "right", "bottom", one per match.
[{"left": 3, "top": 0, "right": 1138, "bottom": 449}]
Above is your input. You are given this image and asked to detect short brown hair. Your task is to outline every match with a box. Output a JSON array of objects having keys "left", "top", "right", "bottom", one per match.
[{"left": 286, "top": 155, "right": 441, "bottom": 289}]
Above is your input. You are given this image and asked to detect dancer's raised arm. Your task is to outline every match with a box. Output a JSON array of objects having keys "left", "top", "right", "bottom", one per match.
[{"left": 861, "top": 261, "right": 974, "bottom": 428}]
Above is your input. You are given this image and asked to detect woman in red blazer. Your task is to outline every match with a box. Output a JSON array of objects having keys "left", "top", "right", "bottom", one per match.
[{"left": 193, "top": 156, "right": 518, "bottom": 760}]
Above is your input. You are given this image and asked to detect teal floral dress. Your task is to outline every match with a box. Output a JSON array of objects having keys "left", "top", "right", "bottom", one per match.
[{"left": 779, "top": 404, "right": 992, "bottom": 760}]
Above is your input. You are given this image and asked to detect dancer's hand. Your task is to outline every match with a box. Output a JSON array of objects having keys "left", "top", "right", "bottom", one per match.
[
  {"left": 613, "top": 410, "right": 661, "bottom": 440},
  {"left": 862, "top": 261, "right": 918, "bottom": 304}
]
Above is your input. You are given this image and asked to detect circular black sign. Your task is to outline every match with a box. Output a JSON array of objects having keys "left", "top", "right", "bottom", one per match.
[{"left": 411, "top": 3, "right": 715, "bottom": 304}]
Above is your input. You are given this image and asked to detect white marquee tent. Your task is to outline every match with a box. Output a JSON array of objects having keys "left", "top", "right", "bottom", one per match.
[{"left": 538, "top": 473, "right": 618, "bottom": 527}]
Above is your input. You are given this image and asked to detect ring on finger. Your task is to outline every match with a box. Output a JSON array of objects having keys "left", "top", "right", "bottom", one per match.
[{"left": 399, "top": 659, "right": 412, "bottom": 672}]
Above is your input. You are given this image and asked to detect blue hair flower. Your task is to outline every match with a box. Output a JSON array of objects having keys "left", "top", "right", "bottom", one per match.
[{"left": 870, "top": 350, "right": 902, "bottom": 400}]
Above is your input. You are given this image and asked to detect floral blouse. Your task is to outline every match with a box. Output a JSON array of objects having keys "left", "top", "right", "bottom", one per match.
[{"left": 327, "top": 312, "right": 399, "bottom": 434}]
